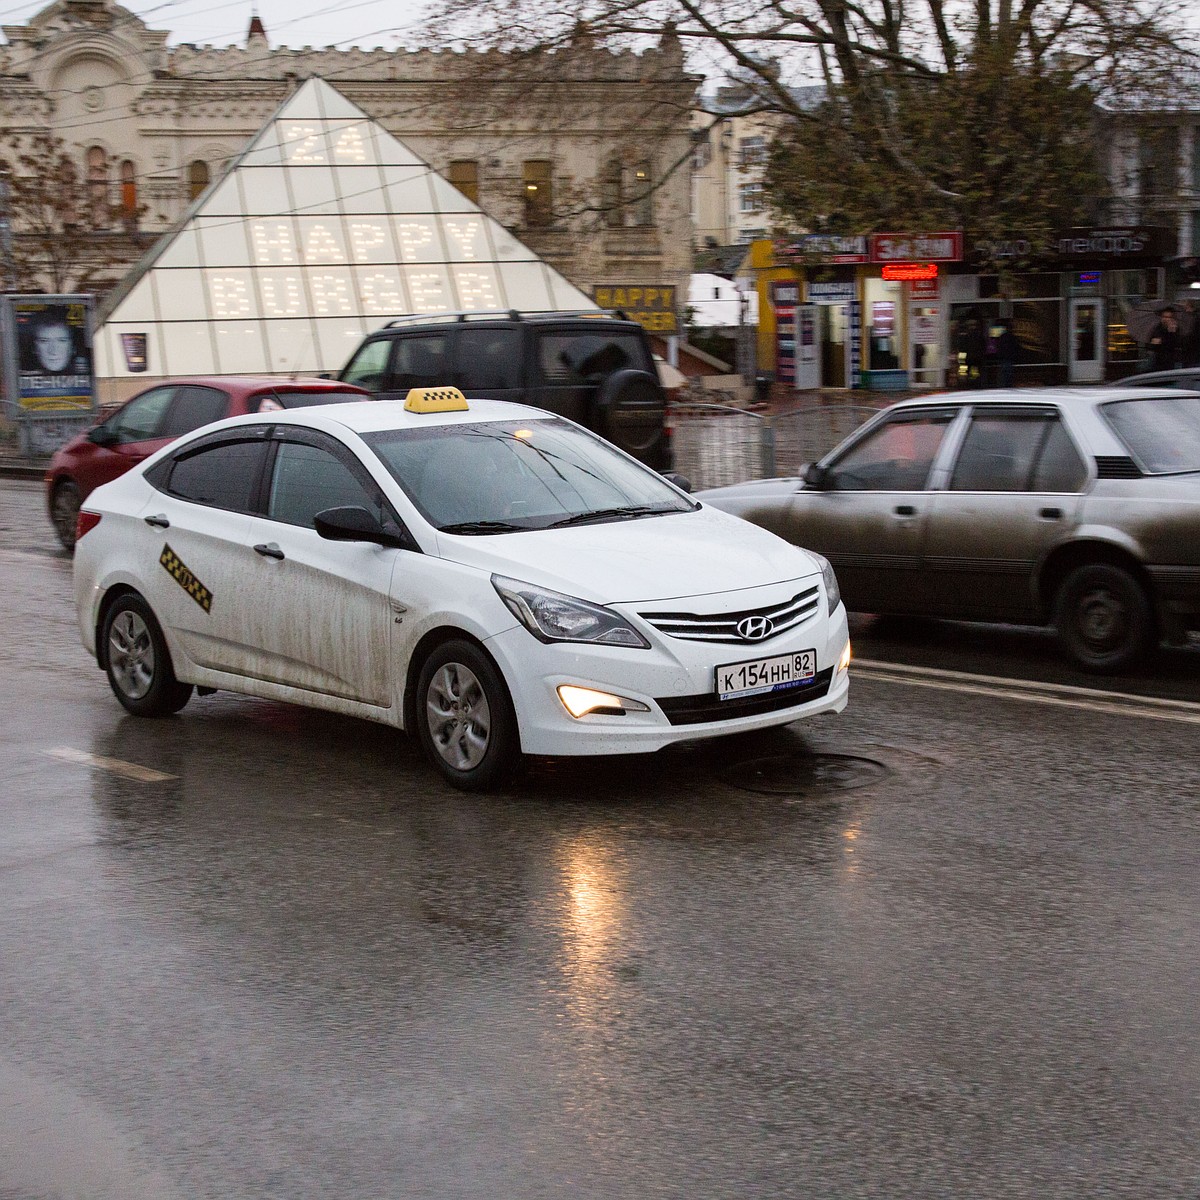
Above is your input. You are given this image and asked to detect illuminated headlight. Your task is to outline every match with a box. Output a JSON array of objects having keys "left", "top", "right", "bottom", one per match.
[
  {"left": 838, "top": 640, "right": 852, "bottom": 673},
  {"left": 557, "top": 685, "right": 651, "bottom": 718},
  {"left": 812, "top": 553, "right": 841, "bottom": 613},
  {"left": 492, "top": 575, "right": 650, "bottom": 648}
]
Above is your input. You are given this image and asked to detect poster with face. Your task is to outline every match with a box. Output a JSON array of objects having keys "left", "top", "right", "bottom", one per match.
[{"left": 12, "top": 298, "right": 94, "bottom": 411}]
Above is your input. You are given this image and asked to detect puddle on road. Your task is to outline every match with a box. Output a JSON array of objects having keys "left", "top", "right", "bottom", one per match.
[{"left": 716, "top": 752, "right": 889, "bottom": 797}]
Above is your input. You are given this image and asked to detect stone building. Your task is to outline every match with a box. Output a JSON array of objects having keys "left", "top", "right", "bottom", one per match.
[{"left": 0, "top": 0, "right": 697, "bottom": 305}]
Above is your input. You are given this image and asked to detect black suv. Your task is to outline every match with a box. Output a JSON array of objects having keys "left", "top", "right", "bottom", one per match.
[{"left": 337, "top": 311, "right": 670, "bottom": 469}]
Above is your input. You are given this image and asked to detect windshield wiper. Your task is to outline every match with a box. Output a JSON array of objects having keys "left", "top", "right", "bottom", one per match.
[
  {"left": 438, "top": 520, "right": 525, "bottom": 535},
  {"left": 548, "top": 505, "right": 673, "bottom": 528}
]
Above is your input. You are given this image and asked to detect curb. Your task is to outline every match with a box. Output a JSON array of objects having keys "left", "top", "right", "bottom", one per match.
[{"left": 0, "top": 460, "right": 49, "bottom": 480}]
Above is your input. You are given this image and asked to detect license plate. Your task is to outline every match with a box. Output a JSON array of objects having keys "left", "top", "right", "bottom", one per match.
[{"left": 716, "top": 649, "right": 817, "bottom": 700}]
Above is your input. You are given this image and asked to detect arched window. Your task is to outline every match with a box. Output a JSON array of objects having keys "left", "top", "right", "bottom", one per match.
[
  {"left": 188, "top": 160, "right": 210, "bottom": 201},
  {"left": 86, "top": 146, "right": 109, "bottom": 226},
  {"left": 120, "top": 160, "right": 137, "bottom": 226}
]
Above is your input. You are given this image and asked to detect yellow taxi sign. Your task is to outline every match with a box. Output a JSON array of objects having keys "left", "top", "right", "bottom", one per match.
[{"left": 404, "top": 386, "right": 469, "bottom": 413}]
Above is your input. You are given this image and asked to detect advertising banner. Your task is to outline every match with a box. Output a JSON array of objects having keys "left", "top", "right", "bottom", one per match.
[
  {"left": 592, "top": 284, "right": 678, "bottom": 333},
  {"left": 2, "top": 294, "right": 97, "bottom": 454},
  {"left": 771, "top": 281, "right": 800, "bottom": 386}
]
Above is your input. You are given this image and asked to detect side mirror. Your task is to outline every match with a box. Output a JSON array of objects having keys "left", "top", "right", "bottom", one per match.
[
  {"left": 88, "top": 425, "right": 119, "bottom": 447},
  {"left": 662, "top": 471, "right": 692, "bottom": 494},
  {"left": 314, "top": 505, "right": 403, "bottom": 548},
  {"left": 803, "top": 461, "right": 829, "bottom": 490}
]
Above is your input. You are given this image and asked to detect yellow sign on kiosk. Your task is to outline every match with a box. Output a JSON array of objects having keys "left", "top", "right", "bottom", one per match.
[{"left": 404, "top": 386, "right": 469, "bottom": 413}]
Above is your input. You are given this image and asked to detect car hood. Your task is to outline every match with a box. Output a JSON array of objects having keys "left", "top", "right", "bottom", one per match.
[{"left": 435, "top": 504, "right": 819, "bottom": 604}]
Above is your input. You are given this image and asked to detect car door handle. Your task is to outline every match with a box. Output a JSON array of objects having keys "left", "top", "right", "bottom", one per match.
[
  {"left": 253, "top": 542, "right": 285, "bottom": 560},
  {"left": 1039, "top": 507, "right": 1063, "bottom": 520},
  {"left": 143, "top": 513, "right": 170, "bottom": 528},
  {"left": 893, "top": 504, "right": 916, "bottom": 516}
]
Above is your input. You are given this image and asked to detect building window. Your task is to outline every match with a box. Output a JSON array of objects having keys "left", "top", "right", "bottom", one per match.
[
  {"left": 739, "top": 182, "right": 765, "bottom": 213},
  {"left": 739, "top": 136, "right": 766, "bottom": 168},
  {"left": 86, "top": 146, "right": 108, "bottom": 226},
  {"left": 523, "top": 160, "right": 553, "bottom": 227},
  {"left": 448, "top": 160, "right": 479, "bottom": 205},
  {"left": 1138, "top": 127, "right": 1178, "bottom": 199},
  {"left": 120, "top": 160, "right": 137, "bottom": 227},
  {"left": 602, "top": 155, "right": 624, "bottom": 228},
  {"left": 630, "top": 161, "right": 653, "bottom": 226},
  {"left": 188, "top": 160, "right": 210, "bottom": 202}
]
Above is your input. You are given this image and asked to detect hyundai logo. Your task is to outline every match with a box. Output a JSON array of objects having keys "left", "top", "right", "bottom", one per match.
[{"left": 736, "top": 615, "right": 774, "bottom": 642}]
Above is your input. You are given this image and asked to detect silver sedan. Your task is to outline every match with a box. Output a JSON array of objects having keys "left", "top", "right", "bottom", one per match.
[{"left": 699, "top": 387, "right": 1200, "bottom": 673}]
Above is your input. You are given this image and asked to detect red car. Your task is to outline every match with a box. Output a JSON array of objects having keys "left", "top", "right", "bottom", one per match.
[{"left": 46, "top": 376, "right": 371, "bottom": 550}]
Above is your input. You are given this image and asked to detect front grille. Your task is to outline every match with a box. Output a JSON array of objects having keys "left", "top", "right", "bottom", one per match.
[
  {"left": 639, "top": 585, "right": 821, "bottom": 644},
  {"left": 1095, "top": 455, "right": 1142, "bottom": 479},
  {"left": 656, "top": 667, "right": 834, "bottom": 726}
]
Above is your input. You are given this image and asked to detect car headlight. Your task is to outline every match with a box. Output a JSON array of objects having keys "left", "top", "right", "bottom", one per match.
[
  {"left": 492, "top": 575, "right": 650, "bottom": 648},
  {"left": 812, "top": 553, "right": 841, "bottom": 613}
]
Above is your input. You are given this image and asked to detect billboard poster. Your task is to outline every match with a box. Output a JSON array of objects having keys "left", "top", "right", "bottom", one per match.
[
  {"left": 4, "top": 296, "right": 95, "bottom": 412},
  {"left": 771, "top": 281, "right": 800, "bottom": 386}
]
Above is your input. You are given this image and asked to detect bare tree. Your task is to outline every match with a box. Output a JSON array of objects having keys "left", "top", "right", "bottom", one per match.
[
  {"left": 0, "top": 131, "right": 144, "bottom": 295},
  {"left": 419, "top": 0, "right": 1197, "bottom": 244}
]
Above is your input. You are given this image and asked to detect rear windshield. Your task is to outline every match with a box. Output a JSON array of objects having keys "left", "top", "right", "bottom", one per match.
[
  {"left": 1101, "top": 395, "right": 1200, "bottom": 474},
  {"left": 253, "top": 389, "right": 364, "bottom": 411},
  {"left": 537, "top": 330, "right": 653, "bottom": 385}
]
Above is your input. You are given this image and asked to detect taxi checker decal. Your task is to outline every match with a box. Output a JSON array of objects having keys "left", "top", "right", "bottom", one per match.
[{"left": 160, "top": 544, "right": 213, "bottom": 613}]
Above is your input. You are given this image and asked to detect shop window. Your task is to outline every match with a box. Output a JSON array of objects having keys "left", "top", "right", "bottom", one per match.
[
  {"left": 523, "top": 160, "right": 553, "bottom": 228},
  {"left": 1012, "top": 300, "right": 1062, "bottom": 365},
  {"left": 86, "top": 146, "right": 109, "bottom": 226},
  {"left": 448, "top": 160, "right": 479, "bottom": 205},
  {"left": 188, "top": 160, "right": 210, "bottom": 202}
]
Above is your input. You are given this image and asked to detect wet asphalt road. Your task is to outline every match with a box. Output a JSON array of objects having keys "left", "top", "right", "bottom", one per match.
[{"left": 1, "top": 477, "right": 1198, "bottom": 1199}]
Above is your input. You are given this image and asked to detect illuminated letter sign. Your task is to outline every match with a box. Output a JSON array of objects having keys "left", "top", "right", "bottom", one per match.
[{"left": 881, "top": 263, "right": 939, "bottom": 281}]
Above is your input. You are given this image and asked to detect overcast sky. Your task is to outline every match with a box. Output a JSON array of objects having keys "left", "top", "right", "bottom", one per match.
[{"left": 0, "top": 0, "right": 431, "bottom": 48}]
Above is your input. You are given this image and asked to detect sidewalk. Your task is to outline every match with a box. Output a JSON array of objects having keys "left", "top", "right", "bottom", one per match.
[{"left": 0, "top": 447, "right": 49, "bottom": 480}]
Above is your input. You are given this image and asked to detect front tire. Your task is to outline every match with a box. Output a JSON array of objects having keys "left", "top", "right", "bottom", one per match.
[
  {"left": 416, "top": 639, "right": 519, "bottom": 791},
  {"left": 51, "top": 480, "right": 81, "bottom": 552},
  {"left": 1055, "top": 563, "right": 1153, "bottom": 674},
  {"left": 101, "top": 593, "right": 193, "bottom": 716}
]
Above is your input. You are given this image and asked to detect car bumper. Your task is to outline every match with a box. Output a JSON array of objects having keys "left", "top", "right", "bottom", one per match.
[{"left": 486, "top": 603, "right": 850, "bottom": 757}]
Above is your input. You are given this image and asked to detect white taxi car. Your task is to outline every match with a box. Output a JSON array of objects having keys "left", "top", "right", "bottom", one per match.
[{"left": 74, "top": 389, "right": 850, "bottom": 790}]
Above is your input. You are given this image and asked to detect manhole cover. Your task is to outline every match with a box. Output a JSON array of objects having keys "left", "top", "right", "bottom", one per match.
[{"left": 718, "top": 752, "right": 889, "bottom": 796}]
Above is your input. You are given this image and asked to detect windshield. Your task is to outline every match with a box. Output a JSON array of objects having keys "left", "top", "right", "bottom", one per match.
[
  {"left": 363, "top": 417, "right": 695, "bottom": 533},
  {"left": 1101, "top": 395, "right": 1200, "bottom": 474}
]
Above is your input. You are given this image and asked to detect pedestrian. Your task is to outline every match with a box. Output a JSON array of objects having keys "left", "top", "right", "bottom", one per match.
[
  {"left": 956, "top": 316, "right": 986, "bottom": 388},
  {"left": 990, "top": 318, "right": 1019, "bottom": 388},
  {"left": 1146, "top": 305, "right": 1181, "bottom": 372},
  {"left": 1179, "top": 299, "right": 1200, "bottom": 368}
]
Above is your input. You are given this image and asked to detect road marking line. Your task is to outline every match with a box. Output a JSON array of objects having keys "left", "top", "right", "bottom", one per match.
[
  {"left": 851, "top": 660, "right": 1200, "bottom": 726},
  {"left": 44, "top": 747, "right": 176, "bottom": 783}
]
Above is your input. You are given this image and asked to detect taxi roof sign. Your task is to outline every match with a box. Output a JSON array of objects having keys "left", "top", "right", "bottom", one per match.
[{"left": 404, "top": 386, "right": 469, "bottom": 413}]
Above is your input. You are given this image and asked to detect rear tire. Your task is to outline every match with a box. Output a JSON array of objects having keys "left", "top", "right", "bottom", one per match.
[
  {"left": 101, "top": 593, "right": 193, "bottom": 716},
  {"left": 415, "top": 639, "right": 519, "bottom": 791},
  {"left": 1055, "top": 563, "right": 1153, "bottom": 674},
  {"left": 51, "top": 480, "right": 81, "bottom": 552}
]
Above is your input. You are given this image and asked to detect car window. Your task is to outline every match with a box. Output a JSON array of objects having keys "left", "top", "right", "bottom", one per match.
[
  {"left": 157, "top": 386, "right": 230, "bottom": 438},
  {"left": 393, "top": 335, "right": 450, "bottom": 390},
  {"left": 253, "top": 389, "right": 365, "bottom": 412},
  {"left": 1031, "top": 420, "right": 1088, "bottom": 492},
  {"left": 536, "top": 330, "right": 651, "bottom": 385},
  {"left": 340, "top": 340, "right": 392, "bottom": 391},
  {"left": 106, "top": 386, "right": 177, "bottom": 443},
  {"left": 827, "top": 412, "right": 954, "bottom": 491},
  {"left": 950, "top": 414, "right": 1050, "bottom": 492},
  {"left": 267, "top": 440, "right": 385, "bottom": 529},
  {"left": 1102, "top": 394, "right": 1200, "bottom": 473},
  {"left": 165, "top": 439, "right": 267, "bottom": 512},
  {"left": 454, "top": 327, "right": 523, "bottom": 390}
]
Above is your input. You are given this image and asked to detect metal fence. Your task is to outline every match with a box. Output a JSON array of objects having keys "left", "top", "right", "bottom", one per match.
[{"left": 669, "top": 400, "right": 882, "bottom": 490}]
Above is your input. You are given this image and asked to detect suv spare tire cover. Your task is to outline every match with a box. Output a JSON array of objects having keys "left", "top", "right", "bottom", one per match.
[{"left": 593, "top": 368, "right": 667, "bottom": 457}]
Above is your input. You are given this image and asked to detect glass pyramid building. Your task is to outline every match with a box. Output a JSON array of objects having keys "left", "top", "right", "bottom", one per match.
[{"left": 95, "top": 77, "right": 596, "bottom": 380}]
